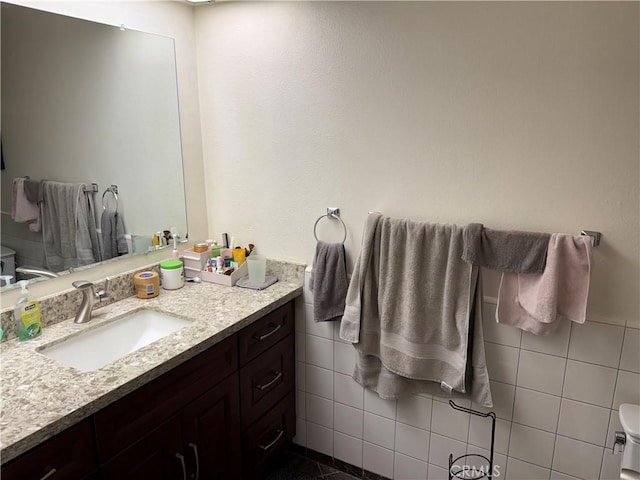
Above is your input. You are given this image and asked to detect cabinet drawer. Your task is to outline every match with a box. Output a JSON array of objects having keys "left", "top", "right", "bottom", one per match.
[
  {"left": 239, "top": 301, "right": 294, "bottom": 366},
  {"left": 2, "top": 419, "right": 95, "bottom": 480},
  {"left": 94, "top": 334, "right": 237, "bottom": 462},
  {"left": 240, "top": 334, "right": 294, "bottom": 426},
  {"left": 242, "top": 391, "right": 295, "bottom": 479}
]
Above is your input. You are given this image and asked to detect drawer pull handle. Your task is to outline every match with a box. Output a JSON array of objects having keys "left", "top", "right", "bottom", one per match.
[
  {"left": 40, "top": 468, "right": 57, "bottom": 480},
  {"left": 255, "top": 323, "right": 281, "bottom": 341},
  {"left": 256, "top": 371, "right": 283, "bottom": 391},
  {"left": 188, "top": 443, "right": 200, "bottom": 480},
  {"left": 258, "top": 429, "right": 284, "bottom": 451},
  {"left": 175, "top": 453, "right": 187, "bottom": 480}
]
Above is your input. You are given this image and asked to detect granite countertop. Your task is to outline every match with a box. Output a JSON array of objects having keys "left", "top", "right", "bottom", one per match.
[{"left": 0, "top": 273, "right": 303, "bottom": 463}]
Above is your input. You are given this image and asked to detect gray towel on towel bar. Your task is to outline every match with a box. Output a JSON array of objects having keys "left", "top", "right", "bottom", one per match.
[
  {"left": 310, "top": 241, "right": 348, "bottom": 322},
  {"left": 101, "top": 210, "right": 128, "bottom": 260},
  {"left": 42, "top": 181, "right": 100, "bottom": 272},
  {"left": 462, "top": 223, "right": 550, "bottom": 274},
  {"left": 23, "top": 179, "right": 43, "bottom": 204},
  {"left": 340, "top": 214, "right": 492, "bottom": 407}
]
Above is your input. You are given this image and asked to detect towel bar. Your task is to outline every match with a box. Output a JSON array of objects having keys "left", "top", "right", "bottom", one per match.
[
  {"left": 102, "top": 185, "right": 119, "bottom": 212},
  {"left": 313, "top": 207, "right": 347, "bottom": 244},
  {"left": 580, "top": 230, "right": 602, "bottom": 247},
  {"left": 82, "top": 183, "right": 98, "bottom": 193}
]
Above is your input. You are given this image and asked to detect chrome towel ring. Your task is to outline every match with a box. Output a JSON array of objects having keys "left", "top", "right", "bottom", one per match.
[
  {"left": 313, "top": 207, "right": 347, "bottom": 244},
  {"left": 102, "top": 185, "right": 119, "bottom": 212}
]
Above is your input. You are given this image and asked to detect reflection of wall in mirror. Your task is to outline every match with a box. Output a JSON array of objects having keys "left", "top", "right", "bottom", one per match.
[{"left": 0, "top": 3, "right": 188, "bottom": 272}]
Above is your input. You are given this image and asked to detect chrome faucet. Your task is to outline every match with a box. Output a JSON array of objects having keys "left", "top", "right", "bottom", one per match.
[
  {"left": 72, "top": 278, "right": 110, "bottom": 324},
  {"left": 16, "top": 266, "right": 60, "bottom": 279}
]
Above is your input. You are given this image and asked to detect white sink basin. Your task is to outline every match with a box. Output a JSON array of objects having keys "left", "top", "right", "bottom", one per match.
[{"left": 38, "top": 310, "right": 192, "bottom": 372}]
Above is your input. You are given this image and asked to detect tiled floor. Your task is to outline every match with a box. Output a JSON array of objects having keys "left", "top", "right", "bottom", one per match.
[
  {"left": 265, "top": 449, "right": 360, "bottom": 479},
  {"left": 265, "top": 445, "right": 393, "bottom": 480}
]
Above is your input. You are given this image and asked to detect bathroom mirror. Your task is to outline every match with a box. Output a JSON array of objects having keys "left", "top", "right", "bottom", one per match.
[{"left": 0, "top": 3, "right": 188, "bottom": 286}]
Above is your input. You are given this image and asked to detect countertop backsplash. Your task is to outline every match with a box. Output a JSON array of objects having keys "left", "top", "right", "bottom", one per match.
[{"left": 0, "top": 257, "right": 305, "bottom": 341}]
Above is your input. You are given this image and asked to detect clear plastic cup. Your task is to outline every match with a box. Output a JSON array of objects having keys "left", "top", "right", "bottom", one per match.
[{"left": 247, "top": 255, "right": 266, "bottom": 284}]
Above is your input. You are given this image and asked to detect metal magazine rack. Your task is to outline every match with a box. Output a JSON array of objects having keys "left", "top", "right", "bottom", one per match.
[{"left": 448, "top": 400, "right": 496, "bottom": 480}]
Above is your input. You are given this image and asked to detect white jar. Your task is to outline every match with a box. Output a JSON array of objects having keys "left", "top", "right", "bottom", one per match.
[{"left": 160, "top": 260, "right": 184, "bottom": 290}]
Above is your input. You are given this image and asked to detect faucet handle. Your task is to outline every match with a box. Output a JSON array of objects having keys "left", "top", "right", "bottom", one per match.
[
  {"left": 97, "top": 277, "right": 111, "bottom": 301},
  {"left": 72, "top": 280, "right": 94, "bottom": 290}
]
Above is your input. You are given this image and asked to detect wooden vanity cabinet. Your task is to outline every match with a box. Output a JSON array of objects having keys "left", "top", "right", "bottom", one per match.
[
  {"left": 97, "top": 300, "right": 295, "bottom": 479},
  {"left": 95, "top": 333, "right": 242, "bottom": 480},
  {"left": 99, "top": 373, "right": 242, "bottom": 480},
  {"left": 239, "top": 302, "right": 295, "bottom": 479},
  {"left": 1, "top": 300, "right": 296, "bottom": 480},
  {"left": 1, "top": 418, "right": 96, "bottom": 480}
]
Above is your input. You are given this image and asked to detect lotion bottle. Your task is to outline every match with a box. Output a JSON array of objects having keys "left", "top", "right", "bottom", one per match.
[{"left": 13, "top": 280, "right": 42, "bottom": 341}]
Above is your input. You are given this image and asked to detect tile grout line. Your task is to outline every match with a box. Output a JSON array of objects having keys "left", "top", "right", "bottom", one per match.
[
  {"left": 546, "top": 322, "right": 567, "bottom": 479},
  {"left": 503, "top": 331, "right": 522, "bottom": 478}
]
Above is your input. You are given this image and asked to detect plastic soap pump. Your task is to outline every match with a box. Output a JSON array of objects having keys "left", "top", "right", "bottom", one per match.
[{"left": 13, "top": 280, "right": 42, "bottom": 341}]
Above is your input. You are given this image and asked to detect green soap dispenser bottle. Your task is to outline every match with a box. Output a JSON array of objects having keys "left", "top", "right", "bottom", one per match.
[{"left": 13, "top": 280, "right": 42, "bottom": 341}]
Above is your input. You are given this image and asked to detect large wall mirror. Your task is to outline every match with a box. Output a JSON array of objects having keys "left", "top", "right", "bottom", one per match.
[{"left": 0, "top": 3, "right": 188, "bottom": 287}]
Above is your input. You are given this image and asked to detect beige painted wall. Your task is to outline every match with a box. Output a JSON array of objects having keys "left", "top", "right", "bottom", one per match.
[{"left": 195, "top": 2, "right": 639, "bottom": 328}]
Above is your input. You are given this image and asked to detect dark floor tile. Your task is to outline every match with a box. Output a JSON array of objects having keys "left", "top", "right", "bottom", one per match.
[
  {"left": 331, "top": 458, "right": 364, "bottom": 477},
  {"left": 264, "top": 445, "right": 386, "bottom": 480},
  {"left": 264, "top": 450, "right": 324, "bottom": 480},
  {"left": 322, "top": 472, "right": 361, "bottom": 480}
]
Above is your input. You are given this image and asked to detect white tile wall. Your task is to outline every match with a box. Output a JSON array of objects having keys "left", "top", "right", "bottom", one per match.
[
  {"left": 508, "top": 423, "right": 556, "bottom": 467},
  {"left": 334, "top": 431, "right": 363, "bottom": 468},
  {"left": 568, "top": 322, "right": 625, "bottom": 368},
  {"left": 620, "top": 328, "right": 640, "bottom": 373},
  {"left": 306, "top": 393, "right": 333, "bottom": 428},
  {"left": 364, "top": 442, "right": 395, "bottom": 478},
  {"left": 293, "top": 270, "right": 633, "bottom": 480},
  {"left": 521, "top": 318, "right": 572, "bottom": 357},
  {"left": 516, "top": 350, "right": 566, "bottom": 396},
  {"left": 506, "top": 457, "right": 551, "bottom": 480},
  {"left": 394, "top": 452, "right": 428, "bottom": 480},
  {"left": 557, "top": 399, "right": 610, "bottom": 446},
  {"left": 364, "top": 412, "right": 396, "bottom": 450},
  {"left": 512, "top": 387, "right": 561, "bottom": 433},
  {"left": 395, "top": 422, "right": 430, "bottom": 462},
  {"left": 613, "top": 370, "right": 640, "bottom": 409},
  {"left": 562, "top": 360, "right": 617, "bottom": 408},
  {"left": 552, "top": 435, "right": 604, "bottom": 480},
  {"left": 334, "top": 402, "right": 363, "bottom": 438}
]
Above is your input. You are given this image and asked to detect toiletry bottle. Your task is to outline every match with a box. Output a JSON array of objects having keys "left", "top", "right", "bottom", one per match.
[
  {"left": 233, "top": 247, "right": 246, "bottom": 265},
  {"left": 211, "top": 241, "right": 221, "bottom": 259},
  {"left": 13, "top": 280, "right": 42, "bottom": 341}
]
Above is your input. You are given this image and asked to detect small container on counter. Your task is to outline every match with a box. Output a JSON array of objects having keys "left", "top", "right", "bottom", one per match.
[
  {"left": 160, "top": 260, "right": 184, "bottom": 290},
  {"left": 134, "top": 271, "right": 160, "bottom": 299},
  {"left": 193, "top": 242, "right": 209, "bottom": 253}
]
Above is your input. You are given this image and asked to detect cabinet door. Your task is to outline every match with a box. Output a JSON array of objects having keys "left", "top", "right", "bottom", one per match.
[
  {"left": 182, "top": 373, "right": 242, "bottom": 480},
  {"left": 242, "top": 391, "right": 295, "bottom": 480},
  {"left": 1, "top": 419, "right": 95, "bottom": 480},
  {"left": 100, "top": 416, "right": 183, "bottom": 480},
  {"left": 94, "top": 334, "right": 237, "bottom": 463}
]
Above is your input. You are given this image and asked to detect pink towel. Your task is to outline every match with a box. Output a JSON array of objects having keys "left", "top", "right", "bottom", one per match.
[
  {"left": 496, "top": 234, "right": 592, "bottom": 335},
  {"left": 11, "top": 178, "right": 41, "bottom": 232}
]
